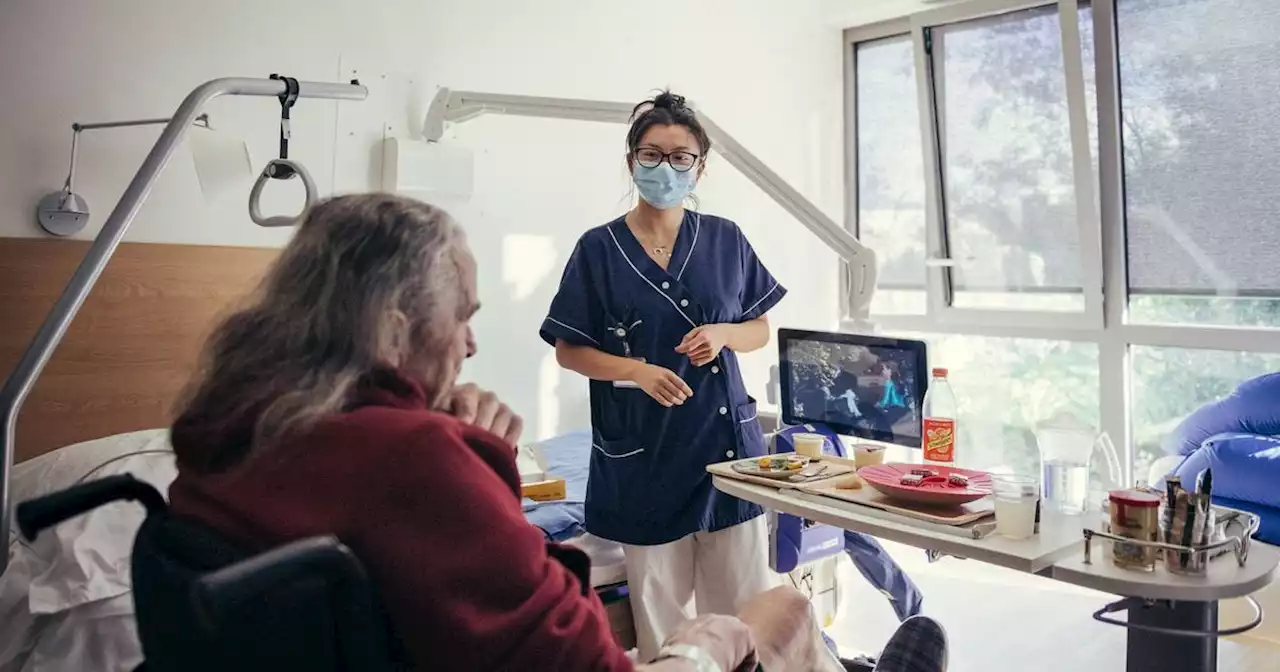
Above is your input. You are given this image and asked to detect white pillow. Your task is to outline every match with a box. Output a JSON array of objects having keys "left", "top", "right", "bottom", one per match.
[
  {"left": 0, "top": 549, "right": 43, "bottom": 670},
  {"left": 3, "top": 429, "right": 177, "bottom": 615}
]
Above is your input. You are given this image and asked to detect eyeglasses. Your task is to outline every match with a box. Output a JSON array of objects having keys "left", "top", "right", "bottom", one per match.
[{"left": 634, "top": 148, "right": 700, "bottom": 173}]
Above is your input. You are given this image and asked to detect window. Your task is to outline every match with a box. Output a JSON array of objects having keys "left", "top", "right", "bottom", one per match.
[
  {"left": 1118, "top": 0, "right": 1280, "bottom": 328},
  {"left": 930, "top": 4, "right": 1096, "bottom": 312},
  {"left": 855, "top": 35, "right": 928, "bottom": 316},
  {"left": 845, "top": 0, "right": 1280, "bottom": 485},
  {"left": 900, "top": 333, "right": 1102, "bottom": 484}
]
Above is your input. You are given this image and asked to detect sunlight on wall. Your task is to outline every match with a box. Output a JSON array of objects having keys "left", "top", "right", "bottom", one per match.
[
  {"left": 501, "top": 234, "right": 558, "bottom": 301},
  {"left": 537, "top": 350, "right": 561, "bottom": 440}
]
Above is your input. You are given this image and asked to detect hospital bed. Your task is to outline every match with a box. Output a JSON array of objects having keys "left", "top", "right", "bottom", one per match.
[
  {"left": 521, "top": 430, "right": 633, "bottom": 646},
  {"left": 2, "top": 430, "right": 172, "bottom": 671}
]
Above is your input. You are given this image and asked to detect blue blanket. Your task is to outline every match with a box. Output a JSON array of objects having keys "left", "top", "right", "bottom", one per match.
[{"left": 522, "top": 430, "right": 591, "bottom": 542}]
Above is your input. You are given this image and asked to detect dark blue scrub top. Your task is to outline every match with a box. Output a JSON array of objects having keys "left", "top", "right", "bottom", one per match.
[{"left": 539, "top": 211, "right": 787, "bottom": 546}]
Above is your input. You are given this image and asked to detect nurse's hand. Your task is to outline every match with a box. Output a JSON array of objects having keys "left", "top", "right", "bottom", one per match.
[
  {"left": 676, "top": 324, "right": 728, "bottom": 367},
  {"left": 634, "top": 364, "right": 693, "bottom": 407},
  {"left": 446, "top": 383, "right": 524, "bottom": 446}
]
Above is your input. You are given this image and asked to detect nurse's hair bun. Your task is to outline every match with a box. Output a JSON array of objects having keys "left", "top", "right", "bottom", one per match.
[
  {"left": 626, "top": 89, "right": 711, "bottom": 156},
  {"left": 651, "top": 91, "right": 688, "bottom": 112}
]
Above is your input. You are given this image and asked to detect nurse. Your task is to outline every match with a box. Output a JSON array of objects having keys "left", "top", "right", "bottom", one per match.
[{"left": 539, "top": 91, "right": 786, "bottom": 662}]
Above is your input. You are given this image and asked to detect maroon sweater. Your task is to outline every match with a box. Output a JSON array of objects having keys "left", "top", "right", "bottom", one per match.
[{"left": 169, "top": 375, "right": 633, "bottom": 672}]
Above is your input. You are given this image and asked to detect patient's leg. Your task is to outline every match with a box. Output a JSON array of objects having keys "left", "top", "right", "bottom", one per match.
[{"left": 736, "top": 587, "right": 844, "bottom": 672}]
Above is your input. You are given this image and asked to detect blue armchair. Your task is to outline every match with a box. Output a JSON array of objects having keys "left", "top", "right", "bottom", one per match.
[{"left": 1158, "top": 372, "right": 1280, "bottom": 545}]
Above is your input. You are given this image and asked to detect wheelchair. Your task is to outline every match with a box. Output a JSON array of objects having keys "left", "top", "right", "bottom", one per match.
[{"left": 16, "top": 474, "right": 396, "bottom": 672}]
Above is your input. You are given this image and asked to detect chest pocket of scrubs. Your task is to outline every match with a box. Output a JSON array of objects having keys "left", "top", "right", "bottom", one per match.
[
  {"left": 601, "top": 308, "right": 645, "bottom": 358},
  {"left": 596, "top": 307, "right": 655, "bottom": 439},
  {"left": 733, "top": 397, "right": 767, "bottom": 459}
]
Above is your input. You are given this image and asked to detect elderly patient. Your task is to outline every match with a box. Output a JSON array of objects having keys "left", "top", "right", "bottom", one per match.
[{"left": 166, "top": 193, "right": 842, "bottom": 671}]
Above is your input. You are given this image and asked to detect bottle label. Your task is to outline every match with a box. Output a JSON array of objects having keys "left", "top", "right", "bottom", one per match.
[{"left": 923, "top": 418, "right": 956, "bottom": 463}]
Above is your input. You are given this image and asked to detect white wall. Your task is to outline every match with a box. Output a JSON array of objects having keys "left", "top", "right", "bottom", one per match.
[
  {"left": 0, "top": 0, "right": 844, "bottom": 438},
  {"left": 823, "top": 0, "right": 971, "bottom": 27}
]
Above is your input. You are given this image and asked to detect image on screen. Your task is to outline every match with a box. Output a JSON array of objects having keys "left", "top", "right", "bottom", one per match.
[{"left": 785, "top": 338, "right": 923, "bottom": 443}]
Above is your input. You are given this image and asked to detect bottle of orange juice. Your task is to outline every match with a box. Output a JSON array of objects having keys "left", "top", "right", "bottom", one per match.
[{"left": 922, "top": 368, "right": 958, "bottom": 466}]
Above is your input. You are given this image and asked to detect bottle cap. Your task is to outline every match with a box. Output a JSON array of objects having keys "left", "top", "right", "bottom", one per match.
[{"left": 932, "top": 367, "right": 948, "bottom": 378}]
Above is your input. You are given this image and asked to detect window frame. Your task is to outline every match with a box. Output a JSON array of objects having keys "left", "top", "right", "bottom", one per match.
[{"left": 842, "top": 0, "right": 1280, "bottom": 484}]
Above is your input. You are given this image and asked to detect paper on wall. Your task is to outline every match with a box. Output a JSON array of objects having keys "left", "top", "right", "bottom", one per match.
[{"left": 189, "top": 126, "right": 253, "bottom": 202}]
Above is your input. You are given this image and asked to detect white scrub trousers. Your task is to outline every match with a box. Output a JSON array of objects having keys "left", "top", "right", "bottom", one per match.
[{"left": 623, "top": 516, "right": 777, "bottom": 662}]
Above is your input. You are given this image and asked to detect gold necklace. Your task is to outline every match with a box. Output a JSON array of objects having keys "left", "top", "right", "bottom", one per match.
[
  {"left": 626, "top": 216, "right": 678, "bottom": 259},
  {"left": 637, "top": 233, "right": 677, "bottom": 259}
]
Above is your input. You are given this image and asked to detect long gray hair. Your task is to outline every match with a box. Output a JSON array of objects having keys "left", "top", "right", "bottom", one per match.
[{"left": 172, "top": 193, "right": 465, "bottom": 473}]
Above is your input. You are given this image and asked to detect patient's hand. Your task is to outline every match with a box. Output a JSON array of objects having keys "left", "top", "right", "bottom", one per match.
[
  {"left": 663, "top": 614, "right": 757, "bottom": 672},
  {"left": 446, "top": 383, "right": 524, "bottom": 447}
]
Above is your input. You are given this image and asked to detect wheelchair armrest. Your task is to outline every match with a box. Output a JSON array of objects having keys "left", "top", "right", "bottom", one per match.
[
  {"left": 17, "top": 474, "right": 167, "bottom": 541},
  {"left": 192, "top": 535, "right": 375, "bottom": 629}
]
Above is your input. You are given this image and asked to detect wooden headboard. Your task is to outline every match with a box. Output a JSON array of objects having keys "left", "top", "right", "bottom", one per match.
[{"left": 0, "top": 238, "right": 279, "bottom": 463}]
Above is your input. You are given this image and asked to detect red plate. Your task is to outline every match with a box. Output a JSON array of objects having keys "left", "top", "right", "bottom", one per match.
[{"left": 858, "top": 463, "right": 994, "bottom": 506}]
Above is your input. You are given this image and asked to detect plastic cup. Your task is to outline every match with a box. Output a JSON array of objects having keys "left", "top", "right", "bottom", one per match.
[
  {"left": 993, "top": 475, "right": 1039, "bottom": 540},
  {"left": 854, "top": 445, "right": 886, "bottom": 468},
  {"left": 792, "top": 433, "right": 826, "bottom": 458}
]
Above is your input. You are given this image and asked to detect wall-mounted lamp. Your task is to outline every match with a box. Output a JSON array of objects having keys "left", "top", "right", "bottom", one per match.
[{"left": 35, "top": 114, "right": 211, "bottom": 236}]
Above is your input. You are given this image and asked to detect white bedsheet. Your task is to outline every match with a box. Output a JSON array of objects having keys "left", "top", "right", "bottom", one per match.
[
  {"left": 1, "top": 593, "right": 141, "bottom": 672},
  {"left": 2, "top": 430, "right": 174, "bottom": 672},
  {"left": 563, "top": 532, "right": 628, "bottom": 588}
]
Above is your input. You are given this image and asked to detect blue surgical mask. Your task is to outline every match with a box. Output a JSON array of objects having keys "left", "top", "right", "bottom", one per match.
[{"left": 633, "top": 162, "right": 696, "bottom": 210}]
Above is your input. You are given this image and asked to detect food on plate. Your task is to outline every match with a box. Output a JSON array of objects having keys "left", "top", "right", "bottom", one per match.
[
  {"left": 835, "top": 474, "right": 865, "bottom": 490},
  {"left": 948, "top": 473, "right": 970, "bottom": 487},
  {"left": 900, "top": 473, "right": 925, "bottom": 486},
  {"left": 756, "top": 455, "right": 809, "bottom": 472},
  {"left": 910, "top": 468, "right": 937, "bottom": 477}
]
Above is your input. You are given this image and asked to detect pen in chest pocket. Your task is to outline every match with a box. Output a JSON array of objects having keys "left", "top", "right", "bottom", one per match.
[{"left": 612, "top": 319, "right": 645, "bottom": 388}]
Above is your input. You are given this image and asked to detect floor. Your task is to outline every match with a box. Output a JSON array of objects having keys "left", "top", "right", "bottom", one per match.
[{"left": 826, "top": 540, "right": 1280, "bottom": 672}]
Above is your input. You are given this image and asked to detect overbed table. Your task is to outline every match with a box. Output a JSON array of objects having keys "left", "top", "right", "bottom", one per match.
[{"left": 712, "top": 476, "right": 1279, "bottom": 672}]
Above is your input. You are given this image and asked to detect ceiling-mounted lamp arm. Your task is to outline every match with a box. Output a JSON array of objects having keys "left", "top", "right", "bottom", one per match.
[
  {"left": 695, "top": 114, "right": 878, "bottom": 320},
  {"left": 424, "top": 88, "right": 636, "bottom": 141},
  {"left": 421, "top": 89, "right": 879, "bottom": 321}
]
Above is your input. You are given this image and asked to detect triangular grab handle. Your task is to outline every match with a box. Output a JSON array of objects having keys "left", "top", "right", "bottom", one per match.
[{"left": 248, "top": 158, "right": 317, "bottom": 227}]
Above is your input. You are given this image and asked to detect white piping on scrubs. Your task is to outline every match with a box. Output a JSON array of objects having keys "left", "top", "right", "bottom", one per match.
[
  {"left": 545, "top": 317, "right": 601, "bottom": 346},
  {"left": 675, "top": 215, "right": 700, "bottom": 282},
  {"left": 742, "top": 282, "right": 780, "bottom": 316},
  {"left": 592, "top": 443, "right": 646, "bottom": 459}
]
